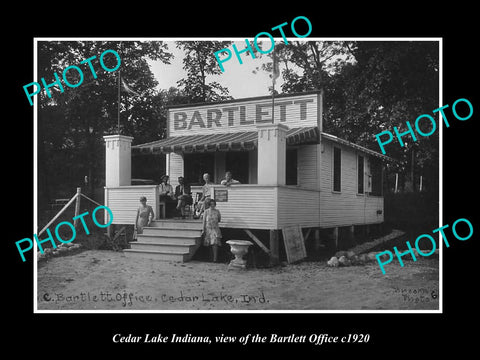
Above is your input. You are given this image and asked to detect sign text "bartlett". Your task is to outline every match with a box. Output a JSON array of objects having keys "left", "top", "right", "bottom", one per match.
[{"left": 173, "top": 98, "right": 314, "bottom": 131}]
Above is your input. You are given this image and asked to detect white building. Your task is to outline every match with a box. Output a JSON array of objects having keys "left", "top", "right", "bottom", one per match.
[{"left": 103, "top": 90, "right": 389, "bottom": 262}]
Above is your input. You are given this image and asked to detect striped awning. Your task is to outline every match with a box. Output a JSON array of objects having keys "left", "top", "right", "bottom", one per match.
[{"left": 132, "top": 127, "right": 319, "bottom": 154}]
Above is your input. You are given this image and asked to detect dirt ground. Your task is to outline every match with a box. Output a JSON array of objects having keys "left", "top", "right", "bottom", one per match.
[{"left": 36, "top": 248, "right": 439, "bottom": 311}]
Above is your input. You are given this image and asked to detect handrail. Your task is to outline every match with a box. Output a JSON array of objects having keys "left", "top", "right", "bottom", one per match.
[
  {"left": 38, "top": 191, "right": 79, "bottom": 236},
  {"left": 38, "top": 187, "right": 104, "bottom": 236},
  {"left": 80, "top": 193, "right": 102, "bottom": 207}
]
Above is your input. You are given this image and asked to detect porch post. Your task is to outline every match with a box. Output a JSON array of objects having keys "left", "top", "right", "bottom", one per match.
[
  {"left": 257, "top": 123, "right": 288, "bottom": 186},
  {"left": 269, "top": 229, "right": 280, "bottom": 266},
  {"left": 103, "top": 134, "right": 134, "bottom": 187},
  {"left": 333, "top": 227, "right": 339, "bottom": 249}
]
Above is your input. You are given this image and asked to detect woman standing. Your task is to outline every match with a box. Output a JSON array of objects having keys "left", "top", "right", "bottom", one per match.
[
  {"left": 134, "top": 196, "right": 154, "bottom": 235},
  {"left": 201, "top": 199, "right": 222, "bottom": 262}
]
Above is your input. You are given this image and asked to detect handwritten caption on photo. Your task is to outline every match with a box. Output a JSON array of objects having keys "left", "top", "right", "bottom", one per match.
[
  {"left": 37, "top": 290, "right": 268, "bottom": 307},
  {"left": 391, "top": 287, "right": 438, "bottom": 303}
]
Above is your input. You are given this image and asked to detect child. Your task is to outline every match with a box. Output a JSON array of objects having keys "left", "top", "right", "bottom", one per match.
[{"left": 201, "top": 199, "right": 222, "bottom": 262}]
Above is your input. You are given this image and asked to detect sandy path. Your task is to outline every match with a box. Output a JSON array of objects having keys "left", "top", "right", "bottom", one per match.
[{"left": 36, "top": 250, "right": 439, "bottom": 311}]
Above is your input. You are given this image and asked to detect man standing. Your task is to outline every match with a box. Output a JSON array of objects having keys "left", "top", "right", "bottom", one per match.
[{"left": 175, "top": 176, "right": 193, "bottom": 218}]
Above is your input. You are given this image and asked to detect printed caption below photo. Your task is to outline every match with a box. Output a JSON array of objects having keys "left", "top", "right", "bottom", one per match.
[{"left": 112, "top": 333, "right": 370, "bottom": 346}]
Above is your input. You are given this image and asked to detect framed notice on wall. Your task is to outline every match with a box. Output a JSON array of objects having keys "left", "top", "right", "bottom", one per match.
[
  {"left": 282, "top": 226, "right": 307, "bottom": 263},
  {"left": 214, "top": 188, "right": 228, "bottom": 202}
]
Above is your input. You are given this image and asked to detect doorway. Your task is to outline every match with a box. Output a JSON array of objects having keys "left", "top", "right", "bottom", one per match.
[{"left": 183, "top": 153, "right": 215, "bottom": 186}]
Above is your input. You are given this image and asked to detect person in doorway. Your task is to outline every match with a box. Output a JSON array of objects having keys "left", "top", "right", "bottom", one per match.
[
  {"left": 195, "top": 173, "right": 214, "bottom": 218},
  {"left": 134, "top": 196, "right": 154, "bottom": 235},
  {"left": 220, "top": 171, "right": 240, "bottom": 186},
  {"left": 174, "top": 176, "right": 193, "bottom": 218},
  {"left": 159, "top": 175, "right": 176, "bottom": 217},
  {"left": 201, "top": 199, "right": 222, "bottom": 262}
]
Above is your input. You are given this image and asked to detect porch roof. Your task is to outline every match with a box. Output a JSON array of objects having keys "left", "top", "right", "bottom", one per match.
[
  {"left": 132, "top": 127, "right": 320, "bottom": 154},
  {"left": 320, "top": 132, "right": 394, "bottom": 161}
]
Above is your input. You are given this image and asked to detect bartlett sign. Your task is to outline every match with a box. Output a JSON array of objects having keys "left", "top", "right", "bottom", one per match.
[{"left": 168, "top": 92, "right": 320, "bottom": 136}]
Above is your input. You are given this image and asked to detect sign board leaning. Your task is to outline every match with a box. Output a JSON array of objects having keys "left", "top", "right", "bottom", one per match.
[{"left": 282, "top": 225, "right": 307, "bottom": 263}]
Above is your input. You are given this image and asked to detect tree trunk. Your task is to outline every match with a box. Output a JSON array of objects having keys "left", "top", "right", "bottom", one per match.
[{"left": 411, "top": 148, "right": 415, "bottom": 192}]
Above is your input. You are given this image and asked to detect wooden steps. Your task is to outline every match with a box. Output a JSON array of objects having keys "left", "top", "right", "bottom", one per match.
[{"left": 123, "top": 219, "right": 203, "bottom": 262}]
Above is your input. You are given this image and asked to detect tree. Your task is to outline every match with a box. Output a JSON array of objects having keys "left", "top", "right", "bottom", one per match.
[
  {"left": 253, "top": 40, "right": 355, "bottom": 94},
  {"left": 175, "top": 41, "right": 233, "bottom": 102},
  {"left": 37, "top": 41, "right": 173, "bottom": 206},
  {"left": 325, "top": 41, "right": 439, "bottom": 192},
  {"left": 253, "top": 40, "right": 439, "bottom": 192}
]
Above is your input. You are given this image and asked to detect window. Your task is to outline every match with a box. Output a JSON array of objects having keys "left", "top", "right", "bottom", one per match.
[
  {"left": 370, "top": 157, "right": 383, "bottom": 196},
  {"left": 358, "top": 155, "right": 364, "bottom": 194},
  {"left": 333, "top": 147, "right": 341, "bottom": 192},
  {"left": 286, "top": 148, "right": 298, "bottom": 185}
]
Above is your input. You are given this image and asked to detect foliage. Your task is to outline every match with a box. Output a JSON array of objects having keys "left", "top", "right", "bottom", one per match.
[
  {"left": 175, "top": 41, "right": 233, "bottom": 102},
  {"left": 255, "top": 40, "right": 439, "bottom": 191},
  {"left": 253, "top": 40, "right": 355, "bottom": 94},
  {"left": 37, "top": 41, "right": 173, "bottom": 206},
  {"left": 324, "top": 41, "right": 439, "bottom": 189},
  {"left": 384, "top": 190, "right": 439, "bottom": 236}
]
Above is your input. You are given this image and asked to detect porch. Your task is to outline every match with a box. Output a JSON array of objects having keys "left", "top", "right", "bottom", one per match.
[
  {"left": 104, "top": 183, "right": 321, "bottom": 229},
  {"left": 104, "top": 183, "right": 324, "bottom": 263}
]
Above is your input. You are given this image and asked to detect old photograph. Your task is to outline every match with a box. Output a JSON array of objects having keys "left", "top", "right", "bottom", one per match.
[{"left": 33, "top": 38, "right": 440, "bottom": 311}]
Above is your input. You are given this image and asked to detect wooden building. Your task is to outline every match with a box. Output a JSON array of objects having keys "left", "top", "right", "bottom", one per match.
[{"left": 103, "top": 90, "right": 389, "bottom": 262}]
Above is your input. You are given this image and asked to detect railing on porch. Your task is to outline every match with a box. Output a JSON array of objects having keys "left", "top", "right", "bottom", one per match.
[
  {"left": 39, "top": 187, "right": 104, "bottom": 236},
  {"left": 104, "top": 184, "right": 323, "bottom": 229},
  {"left": 104, "top": 185, "right": 159, "bottom": 225},
  {"left": 104, "top": 183, "right": 384, "bottom": 229}
]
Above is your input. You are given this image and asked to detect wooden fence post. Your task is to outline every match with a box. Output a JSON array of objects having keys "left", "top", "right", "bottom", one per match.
[{"left": 73, "top": 187, "right": 81, "bottom": 228}]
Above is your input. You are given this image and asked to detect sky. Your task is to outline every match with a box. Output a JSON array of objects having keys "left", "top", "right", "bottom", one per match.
[{"left": 147, "top": 39, "right": 286, "bottom": 99}]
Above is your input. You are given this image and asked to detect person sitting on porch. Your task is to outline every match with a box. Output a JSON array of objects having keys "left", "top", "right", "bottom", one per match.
[
  {"left": 195, "top": 173, "right": 214, "bottom": 218},
  {"left": 134, "top": 196, "right": 154, "bottom": 235},
  {"left": 220, "top": 171, "right": 240, "bottom": 186},
  {"left": 174, "top": 176, "right": 193, "bottom": 218},
  {"left": 159, "top": 175, "right": 176, "bottom": 217}
]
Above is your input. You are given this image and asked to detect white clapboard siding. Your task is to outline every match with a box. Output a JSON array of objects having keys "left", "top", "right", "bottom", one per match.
[
  {"left": 168, "top": 93, "right": 319, "bottom": 136},
  {"left": 248, "top": 149, "right": 258, "bottom": 184},
  {"left": 319, "top": 139, "right": 384, "bottom": 227},
  {"left": 213, "top": 185, "right": 277, "bottom": 229},
  {"left": 105, "top": 186, "right": 158, "bottom": 225},
  {"left": 297, "top": 144, "right": 319, "bottom": 190},
  {"left": 277, "top": 187, "right": 321, "bottom": 228}
]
